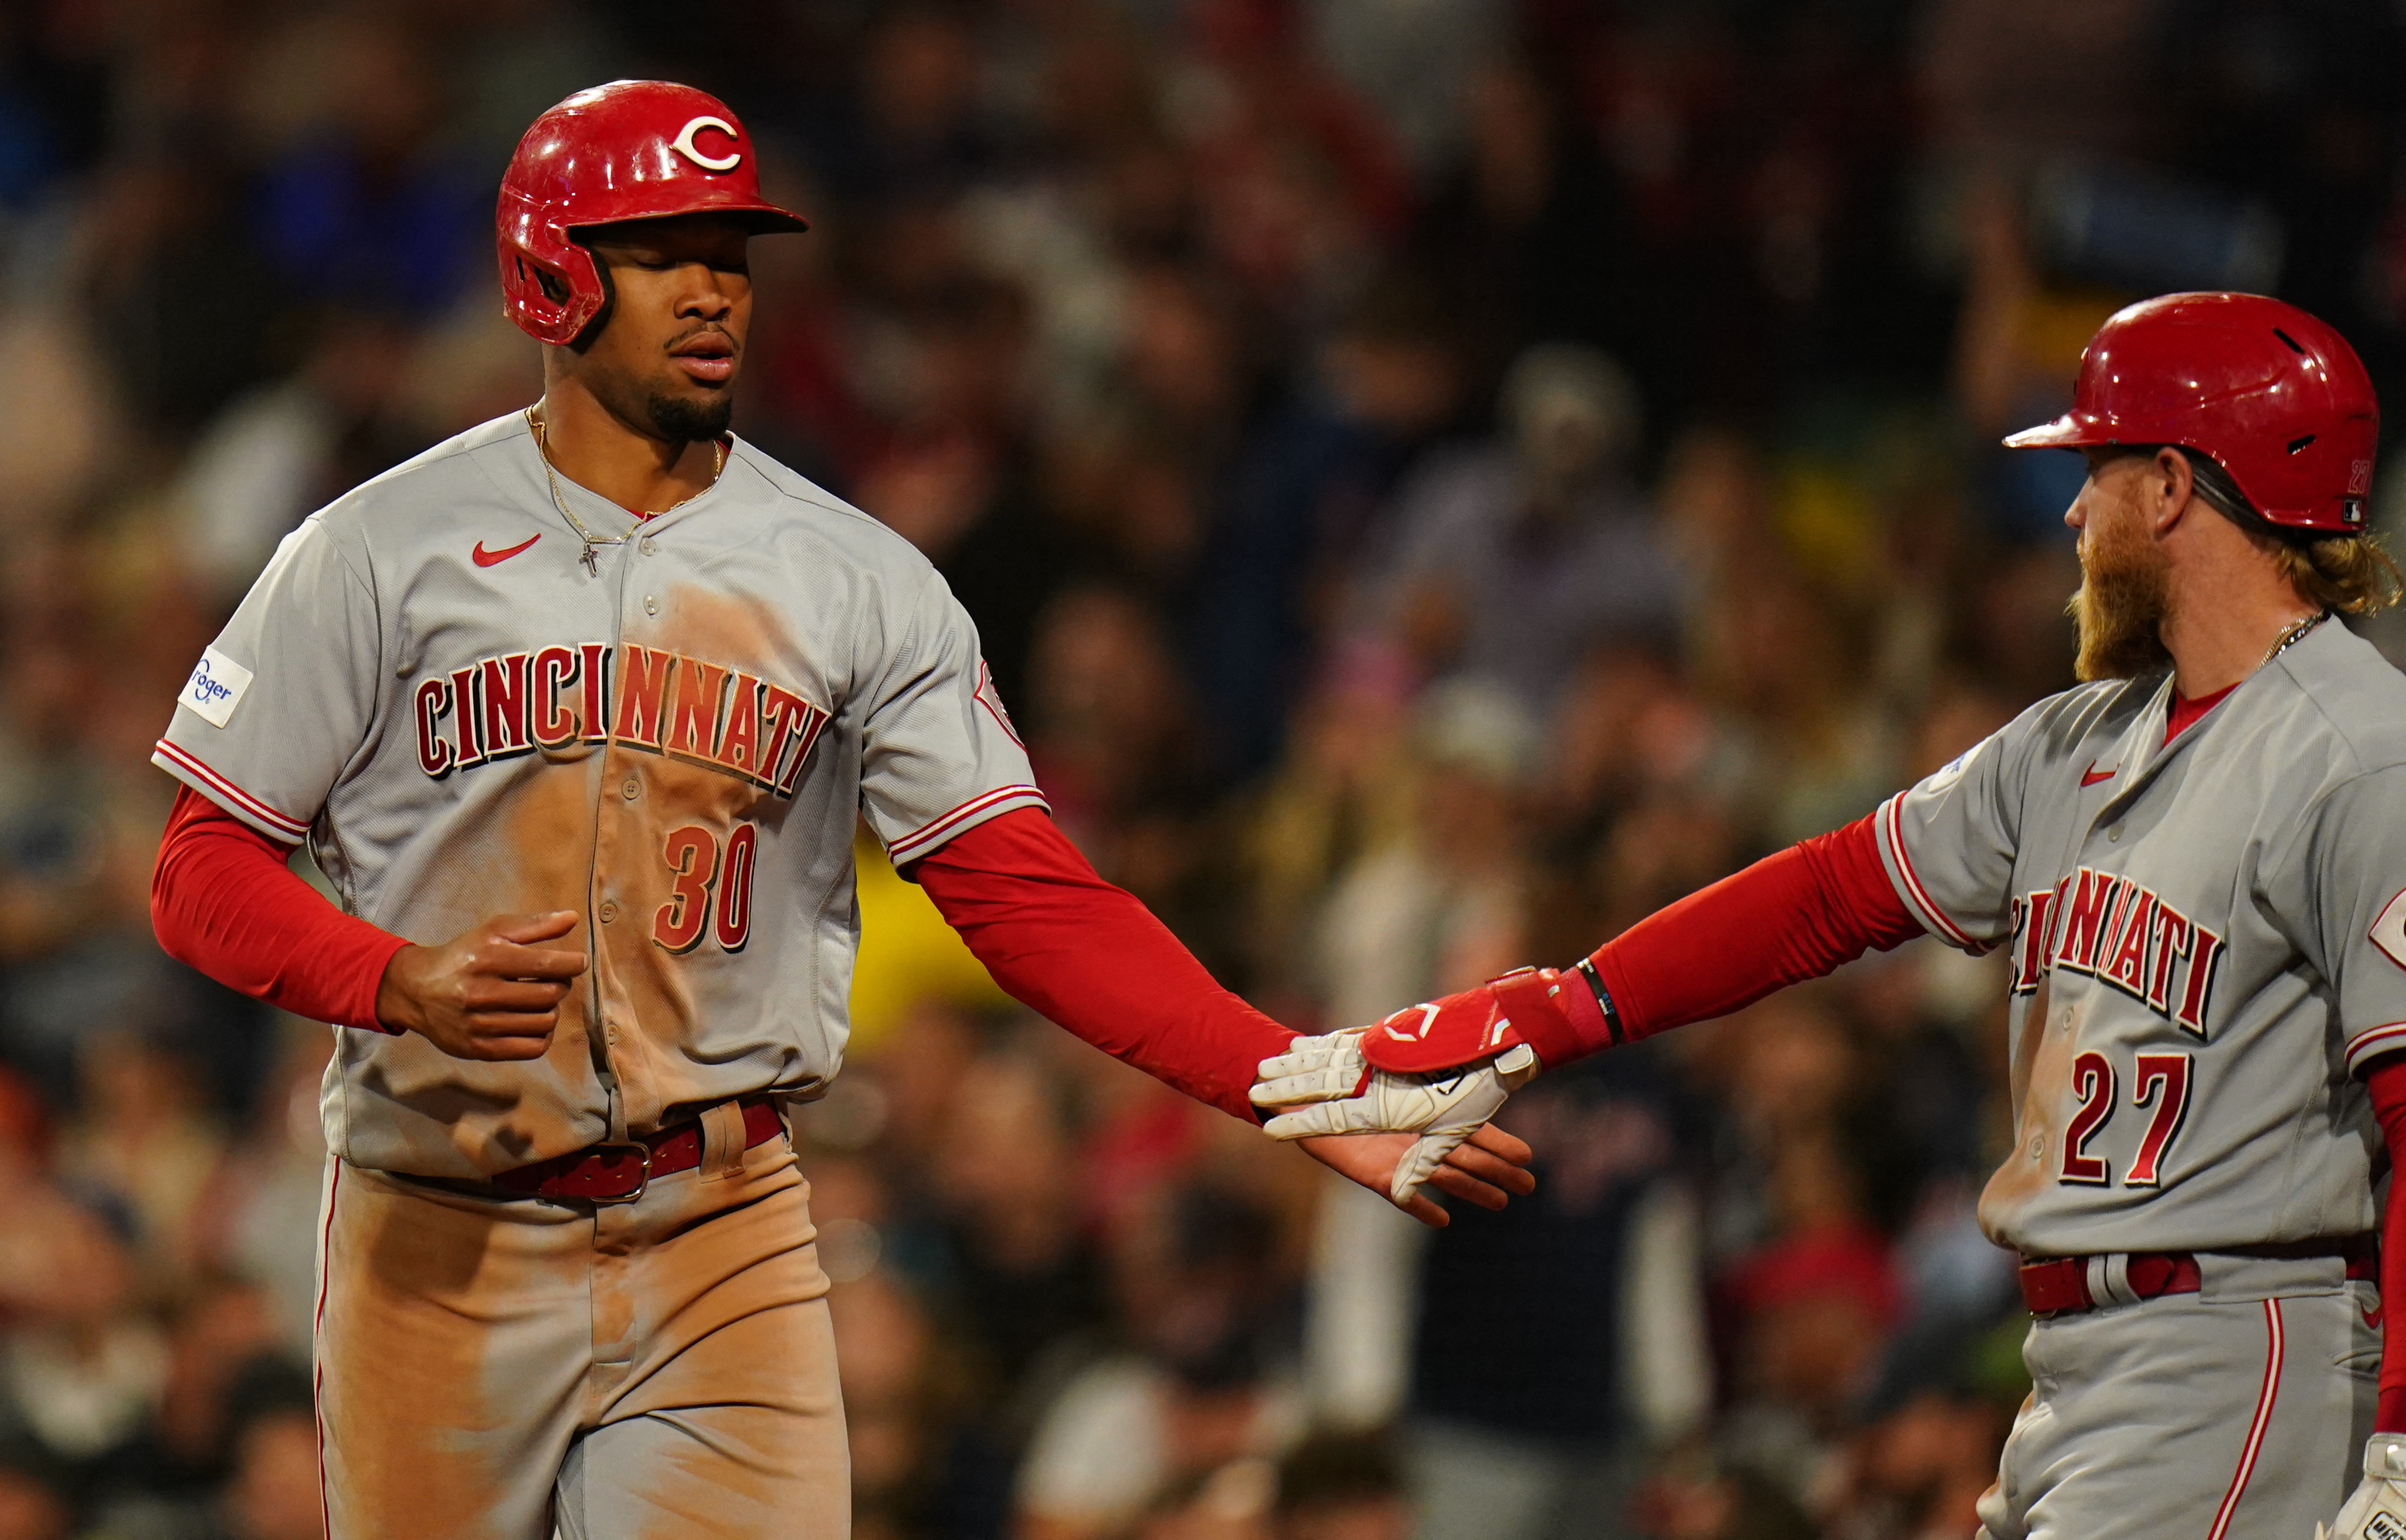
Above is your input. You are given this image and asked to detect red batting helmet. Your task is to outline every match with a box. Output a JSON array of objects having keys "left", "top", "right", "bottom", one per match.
[
  {"left": 2003, "top": 292, "right": 2378, "bottom": 533},
  {"left": 497, "top": 80, "right": 809, "bottom": 347}
]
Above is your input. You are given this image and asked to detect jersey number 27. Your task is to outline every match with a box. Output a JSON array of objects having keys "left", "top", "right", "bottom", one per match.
[{"left": 2061, "top": 1051, "right": 2192, "bottom": 1188}]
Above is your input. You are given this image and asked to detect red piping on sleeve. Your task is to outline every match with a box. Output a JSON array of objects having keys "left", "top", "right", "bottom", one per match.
[
  {"left": 153, "top": 740, "right": 312, "bottom": 841},
  {"left": 150, "top": 785, "right": 409, "bottom": 1031},
  {"left": 911, "top": 807, "right": 1293, "bottom": 1123},
  {"left": 1878, "top": 793, "right": 1982, "bottom": 951},
  {"left": 1586, "top": 810, "right": 1923, "bottom": 1047}
]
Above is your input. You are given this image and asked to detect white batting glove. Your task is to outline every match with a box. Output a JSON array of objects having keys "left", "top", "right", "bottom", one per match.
[
  {"left": 1251, "top": 1030, "right": 1539, "bottom": 1205},
  {"left": 2319, "top": 1434, "right": 2406, "bottom": 1540}
]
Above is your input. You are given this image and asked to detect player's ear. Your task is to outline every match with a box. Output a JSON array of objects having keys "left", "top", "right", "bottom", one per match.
[{"left": 2152, "top": 445, "right": 2196, "bottom": 534}]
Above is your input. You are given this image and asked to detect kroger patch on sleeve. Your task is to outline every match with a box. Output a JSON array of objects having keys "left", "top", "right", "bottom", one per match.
[{"left": 179, "top": 646, "right": 254, "bottom": 728}]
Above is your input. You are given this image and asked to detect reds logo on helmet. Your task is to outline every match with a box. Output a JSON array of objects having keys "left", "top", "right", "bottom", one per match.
[{"left": 670, "top": 116, "right": 741, "bottom": 172}]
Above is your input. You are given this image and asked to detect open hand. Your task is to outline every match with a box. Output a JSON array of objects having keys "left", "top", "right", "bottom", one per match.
[
  {"left": 1255, "top": 1027, "right": 1540, "bottom": 1204},
  {"left": 375, "top": 911, "right": 589, "bottom": 1060},
  {"left": 1298, "top": 1124, "right": 1536, "bottom": 1227}
]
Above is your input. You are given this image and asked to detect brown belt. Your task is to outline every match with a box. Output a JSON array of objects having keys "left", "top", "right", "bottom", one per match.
[
  {"left": 494, "top": 1099, "right": 785, "bottom": 1203},
  {"left": 2020, "top": 1236, "right": 2376, "bottom": 1317}
]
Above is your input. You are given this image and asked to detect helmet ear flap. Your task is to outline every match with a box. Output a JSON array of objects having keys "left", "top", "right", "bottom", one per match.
[
  {"left": 520, "top": 255, "right": 571, "bottom": 307},
  {"left": 498, "top": 223, "right": 607, "bottom": 346},
  {"left": 569, "top": 242, "right": 614, "bottom": 352}
]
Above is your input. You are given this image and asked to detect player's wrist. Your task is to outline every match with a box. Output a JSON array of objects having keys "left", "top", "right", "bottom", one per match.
[
  {"left": 1486, "top": 965, "right": 1611, "bottom": 1068},
  {"left": 373, "top": 945, "right": 432, "bottom": 1037},
  {"left": 2368, "top": 1432, "right": 2406, "bottom": 1480}
]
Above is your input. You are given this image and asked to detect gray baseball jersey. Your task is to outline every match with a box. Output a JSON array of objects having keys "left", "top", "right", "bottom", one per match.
[
  {"left": 153, "top": 411, "right": 1043, "bottom": 1179},
  {"left": 1874, "top": 620, "right": 2406, "bottom": 1259}
]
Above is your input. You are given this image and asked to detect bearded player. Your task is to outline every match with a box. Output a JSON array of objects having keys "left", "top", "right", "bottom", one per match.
[
  {"left": 1258, "top": 292, "right": 2406, "bottom": 1538},
  {"left": 145, "top": 82, "right": 1531, "bottom": 1539}
]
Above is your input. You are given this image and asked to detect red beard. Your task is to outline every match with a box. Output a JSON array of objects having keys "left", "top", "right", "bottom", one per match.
[{"left": 2069, "top": 514, "right": 2174, "bottom": 682}]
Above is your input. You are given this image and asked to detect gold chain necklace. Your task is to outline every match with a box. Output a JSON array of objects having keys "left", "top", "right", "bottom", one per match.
[
  {"left": 2263, "top": 609, "right": 2330, "bottom": 665},
  {"left": 524, "top": 408, "right": 727, "bottom": 576}
]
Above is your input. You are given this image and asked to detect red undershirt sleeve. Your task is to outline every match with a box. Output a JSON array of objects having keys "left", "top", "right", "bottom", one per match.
[
  {"left": 909, "top": 807, "right": 1294, "bottom": 1123},
  {"left": 1585, "top": 810, "right": 1925, "bottom": 1047},
  {"left": 150, "top": 785, "right": 408, "bottom": 1031},
  {"left": 2365, "top": 1054, "right": 2406, "bottom": 1432}
]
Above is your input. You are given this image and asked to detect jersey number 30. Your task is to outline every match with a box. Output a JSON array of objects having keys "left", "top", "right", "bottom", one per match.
[
  {"left": 656, "top": 823, "right": 759, "bottom": 954},
  {"left": 2061, "top": 1050, "right": 2191, "bottom": 1187}
]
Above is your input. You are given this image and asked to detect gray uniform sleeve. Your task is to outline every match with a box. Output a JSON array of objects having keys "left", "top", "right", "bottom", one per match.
[
  {"left": 152, "top": 515, "right": 381, "bottom": 842},
  {"left": 1872, "top": 710, "right": 2039, "bottom": 954},
  {"left": 858, "top": 567, "right": 1047, "bottom": 865},
  {"left": 2303, "top": 766, "right": 2406, "bottom": 1077}
]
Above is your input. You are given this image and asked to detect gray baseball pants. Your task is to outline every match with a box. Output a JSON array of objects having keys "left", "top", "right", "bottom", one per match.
[
  {"left": 314, "top": 1114, "right": 847, "bottom": 1539},
  {"left": 1978, "top": 1256, "right": 2378, "bottom": 1540}
]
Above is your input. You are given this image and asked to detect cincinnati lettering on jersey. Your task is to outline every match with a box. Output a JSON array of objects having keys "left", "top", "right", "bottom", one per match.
[
  {"left": 413, "top": 644, "right": 829, "bottom": 796},
  {"left": 2008, "top": 868, "right": 2227, "bottom": 1036}
]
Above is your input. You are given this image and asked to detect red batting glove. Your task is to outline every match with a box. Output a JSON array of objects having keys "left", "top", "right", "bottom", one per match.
[{"left": 1360, "top": 964, "right": 1613, "bottom": 1076}]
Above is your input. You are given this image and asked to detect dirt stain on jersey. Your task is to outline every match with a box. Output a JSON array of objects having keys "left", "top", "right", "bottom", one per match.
[
  {"left": 365, "top": 757, "right": 612, "bottom": 1171},
  {"left": 1979, "top": 977, "right": 2071, "bottom": 1242},
  {"left": 589, "top": 585, "right": 813, "bottom": 1134}
]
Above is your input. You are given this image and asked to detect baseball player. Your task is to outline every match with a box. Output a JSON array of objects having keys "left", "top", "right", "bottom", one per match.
[
  {"left": 1257, "top": 293, "right": 2406, "bottom": 1538},
  {"left": 145, "top": 80, "right": 1531, "bottom": 1539}
]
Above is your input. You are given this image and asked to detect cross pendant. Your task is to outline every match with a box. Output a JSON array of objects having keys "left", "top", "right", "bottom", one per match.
[{"left": 580, "top": 543, "right": 602, "bottom": 577}]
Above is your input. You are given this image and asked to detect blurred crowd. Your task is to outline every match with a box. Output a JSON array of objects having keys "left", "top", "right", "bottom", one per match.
[{"left": 2, "top": 1, "right": 2405, "bottom": 1538}]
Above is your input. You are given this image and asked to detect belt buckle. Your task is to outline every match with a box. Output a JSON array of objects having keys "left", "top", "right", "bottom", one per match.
[{"left": 586, "top": 1141, "right": 652, "bottom": 1205}]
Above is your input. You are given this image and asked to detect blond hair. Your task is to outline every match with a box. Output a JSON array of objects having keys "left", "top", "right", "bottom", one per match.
[
  {"left": 2266, "top": 532, "right": 2404, "bottom": 616},
  {"left": 2175, "top": 447, "right": 2403, "bottom": 616}
]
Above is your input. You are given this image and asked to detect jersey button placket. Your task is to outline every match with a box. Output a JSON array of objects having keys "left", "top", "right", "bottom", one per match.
[{"left": 585, "top": 540, "right": 657, "bottom": 1138}]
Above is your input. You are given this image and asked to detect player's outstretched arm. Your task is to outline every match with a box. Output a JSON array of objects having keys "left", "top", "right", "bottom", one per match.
[
  {"left": 907, "top": 806, "right": 1534, "bottom": 1222},
  {"left": 374, "top": 912, "right": 589, "bottom": 1061},
  {"left": 1254, "top": 808, "right": 1929, "bottom": 1168}
]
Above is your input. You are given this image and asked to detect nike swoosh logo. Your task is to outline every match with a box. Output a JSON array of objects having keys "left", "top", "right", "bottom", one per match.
[
  {"left": 2081, "top": 762, "right": 2117, "bottom": 788},
  {"left": 473, "top": 534, "right": 541, "bottom": 567}
]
